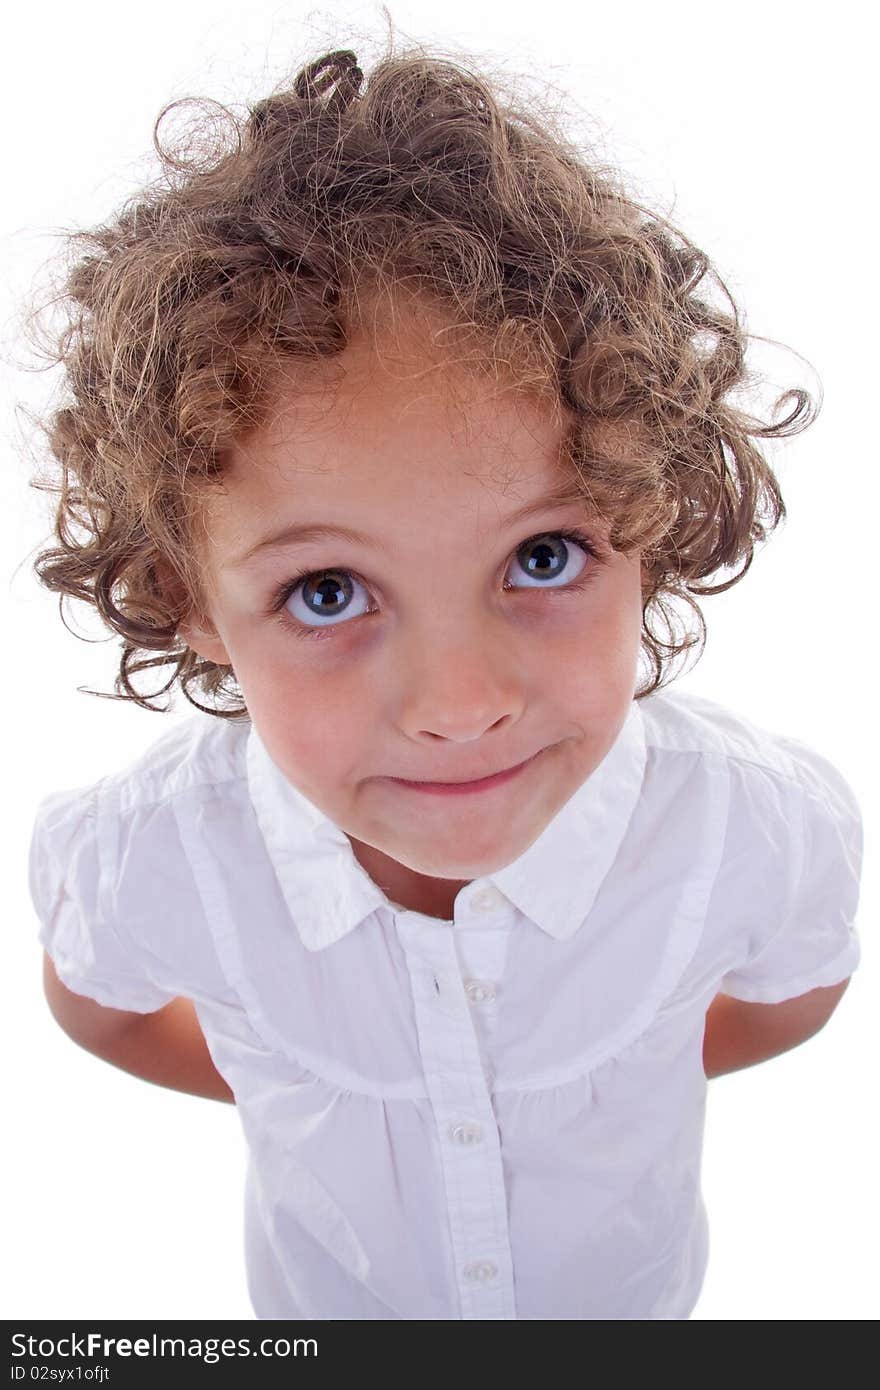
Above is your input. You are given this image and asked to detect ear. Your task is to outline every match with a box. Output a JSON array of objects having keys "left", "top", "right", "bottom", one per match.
[
  {"left": 153, "top": 556, "right": 233, "bottom": 667},
  {"left": 178, "top": 620, "right": 233, "bottom": 668},
  {"left": 639, "top": 554, "right": 653, "bottom": 597}
]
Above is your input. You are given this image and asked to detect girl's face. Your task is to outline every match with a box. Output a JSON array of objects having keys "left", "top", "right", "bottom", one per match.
[{"left": 184, "top": 328, "right": 644, "bottom": 913}]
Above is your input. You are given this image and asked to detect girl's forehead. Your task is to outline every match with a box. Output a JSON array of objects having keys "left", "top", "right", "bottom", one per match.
[
  {"left": 229, "top": 353, "right": 570, "bottom": 495},
  {"left": 212, "top": 311, "right": 649, "bottom": 536},
  {"left": 205, "top": 377, "right": 597, "bottom": 565},
  {"left": 265, "top": 350, "right": 558, "bottom": 438},
  {"left": 250, "top": 297, "right": 564, "bottom": 437},
  {"left": 226, "top": 382, "right": 646, "bottom": 534},
  {"left": 223, "top": 422, "right": 580, "bottom": 529}
]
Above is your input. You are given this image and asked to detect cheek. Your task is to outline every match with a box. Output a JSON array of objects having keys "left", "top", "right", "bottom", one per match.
[
  {"left": 239, "top": 657, "right": 373, "bottom": 783},
  {"left": 553, "top": 642, "right": 635, "bottom": 727},
  {"left": 546, "top": 573, "right": 642, "bottom": 700}
]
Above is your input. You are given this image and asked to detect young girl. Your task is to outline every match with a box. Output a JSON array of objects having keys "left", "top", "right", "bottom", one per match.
[{"left": 26, "top": 37, "right": 863, "bottom": 1320}]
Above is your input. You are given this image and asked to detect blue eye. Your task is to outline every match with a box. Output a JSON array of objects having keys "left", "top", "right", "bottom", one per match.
[
  {"left": 510, "top": 531, "right": 593, "bottom": 588},
  {"left": 282, "top": 568, "right": 372, "bottom": 630},
  {"left": 268, "top": 528, "right": 600, "bottom": 640}
]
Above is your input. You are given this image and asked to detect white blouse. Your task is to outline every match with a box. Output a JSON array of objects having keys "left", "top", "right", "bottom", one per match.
[{"left": 28, "top": 688, "right": 863, "bottom": 1320}]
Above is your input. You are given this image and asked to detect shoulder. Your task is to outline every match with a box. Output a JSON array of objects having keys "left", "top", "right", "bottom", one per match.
[
  {"left": 103, "top": 711, "right": 251, "bottom": 813},
  {"left": 635, "top": 690, "right": 863, "bottom": 1003},
  {"left": 636, "top": 688, "right": 862, "bottom": 887},
  {"left": 639, "top": 686, "right": 789, "bottom": 771},
  {"left": 31, "top": 714, "right": 251, "bottom": 868},
  {"left": 638, "top": 686, "right": 854, "bottom": 801},
  {"left": 32, "top": 713, "right": 253, "bottom": 914}
]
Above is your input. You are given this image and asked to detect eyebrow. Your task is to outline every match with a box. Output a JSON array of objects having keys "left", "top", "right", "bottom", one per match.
[{"left": 229, "top": 491, "right": 593, "bottom": 569}]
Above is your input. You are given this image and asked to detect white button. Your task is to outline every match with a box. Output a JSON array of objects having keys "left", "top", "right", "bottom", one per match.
[
  {"left": 448, "top": 1121, "right": 483, "bottom": 1146},
  {"left": 465, "top": 978, "right": 496, "bottom": 1002},
  {"left": 463, "top": 1259, "right": 498, "bottom": 1282},
  {"left": 469, "top": 885, "right": 503, "bottom": 913}
]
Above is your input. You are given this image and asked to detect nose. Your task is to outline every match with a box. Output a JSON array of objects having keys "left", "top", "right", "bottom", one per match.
[{"left": 394, "top": 620, "right": 526, "bottom": 744}]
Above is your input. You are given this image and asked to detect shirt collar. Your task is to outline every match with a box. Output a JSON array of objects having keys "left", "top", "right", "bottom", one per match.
[{"left": 246, "top": 702, "right": 647, "bottom": 951}]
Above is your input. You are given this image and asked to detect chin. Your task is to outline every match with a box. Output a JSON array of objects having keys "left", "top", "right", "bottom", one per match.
[{"left": 392, "top": 831, "right": 529, "bottom": 881}]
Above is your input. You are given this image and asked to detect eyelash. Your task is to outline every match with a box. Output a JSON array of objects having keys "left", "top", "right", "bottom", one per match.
[{"left": 266, "top": 528, "right": 603, "bottom": 642}]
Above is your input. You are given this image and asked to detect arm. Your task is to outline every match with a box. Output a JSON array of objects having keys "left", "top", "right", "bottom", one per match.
[
  {"left": 42, "top": 950, "right": 235, "bottom": 1103},
  {"left": 702, "top": 977, "right": 851, "bottom": 1080}
]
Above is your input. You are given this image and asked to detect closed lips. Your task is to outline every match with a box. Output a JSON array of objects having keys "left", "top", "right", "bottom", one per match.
[{"left": 394, "top": 752, "right": 539, "bottom": 784}]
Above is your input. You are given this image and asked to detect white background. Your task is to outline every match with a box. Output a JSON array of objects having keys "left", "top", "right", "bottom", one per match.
[{"left": 2, "top": 0, "right": 876, "bottom": 1321}]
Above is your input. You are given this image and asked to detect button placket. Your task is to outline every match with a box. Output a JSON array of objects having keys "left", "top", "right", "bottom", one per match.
[
  {"left": 394, "top": 915, "right": 516, "bottom": 1319},
  {"left": 455, "top": 893, "right": 507, "bottom": 1099}
]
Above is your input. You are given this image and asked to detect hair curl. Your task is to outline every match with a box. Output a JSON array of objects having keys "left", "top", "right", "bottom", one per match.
[{"left": 25, "top": 30, "right": 816, "bottom": 719}]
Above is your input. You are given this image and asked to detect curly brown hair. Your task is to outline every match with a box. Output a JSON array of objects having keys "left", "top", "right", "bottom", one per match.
[{"left": 25, "top": 31, "right": 815, "bottom": 720}]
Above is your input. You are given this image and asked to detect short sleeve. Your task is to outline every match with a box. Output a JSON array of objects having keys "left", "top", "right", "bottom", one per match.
[
  {"left": 29, "top": 779, "right": 177, "bottom": 1013},
  {"left": 720, "top": 744, "right": 863, "bottom": 1004}
]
